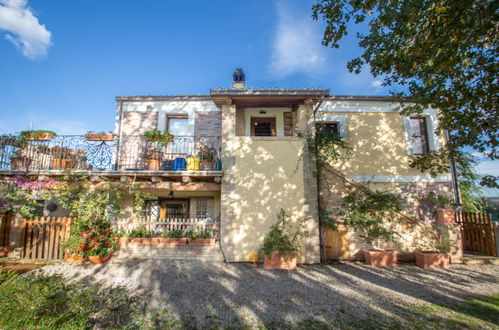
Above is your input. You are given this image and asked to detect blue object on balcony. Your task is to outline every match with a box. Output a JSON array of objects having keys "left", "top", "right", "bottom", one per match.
[
  {"left": 215, "top": 159, "right": 222, "bottom": 171},
  {"left": 173, "top": 158, "right": 186, "bottom": 171},
  {"left": 161, "top": 159, "right": 174, "bottom": 171}
]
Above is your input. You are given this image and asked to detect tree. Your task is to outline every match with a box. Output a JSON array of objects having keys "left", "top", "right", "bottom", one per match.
[{"left": 312, "top": 0, "right": 498, "bottom": 187}]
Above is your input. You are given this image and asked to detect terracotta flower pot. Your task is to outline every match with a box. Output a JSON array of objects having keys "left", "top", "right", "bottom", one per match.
[
  {"left": 157, "top": 238, "right": 188, "bottom": 245},
  {"left": 436, "top": 209, "right": 456, "bottom": 224},
  {"left": 0, "top": 247, "right": 14, "bottom": 258},
  {"left": 145, "top": 159, "right": 161, "bottom": 171},
  {"left": 415, "top": 251, "right": 450, "bottom": 268},
  {"left": 189, "top": 238, "right": 215, "bottom": 245},
  {"left": 51, "top": 159, "right": 73, "bottom": 170},
  {"left": 118, "top": 237, "right": 131, "bottom": 245},
  {"left": 130, "top": 237, "right": 155, "bottom": 244},
  {"left": 27, "top": 133, "right": 53, "bottom": 141},
  {"left": 363, "top": 249, "right": 398, "bottom": 267},
  {"left": 88, "top": 255, "right": 110, "bottom": 264},
  {"left": 263, "top": 252, "right": 298, "bottom": 270},
  {"left": 85, "top": 133, "right": 115, "bottom": 141},
  {"left": 64, "top": 252, "right": 85, "bottom": 264}
]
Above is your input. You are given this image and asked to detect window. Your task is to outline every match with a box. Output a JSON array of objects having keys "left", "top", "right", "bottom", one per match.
[
  {"left": 409, "top": 117, "right": 429, "bottom": 155},
  {"left": 196, "top": 199, "right": 208, "bottom": 218},
  {"left": 315, "top": 113, "right": 348, "bottom": 139},
  {"left": 250, "top": 117, "right": 276, "bottom": 136},
  {"left": 316, "top": 122, "right": 339, "bottom": 135},
  {"left": 141, "top": 200, "right": 160, "bottom": 220},
  {"left": 166, "top": 115, "right": 189, "bottom": 136}
]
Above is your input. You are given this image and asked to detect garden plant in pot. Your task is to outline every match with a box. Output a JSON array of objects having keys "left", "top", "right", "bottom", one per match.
[
  {"left": 143, "top": 129, "right": 174, "bottom": 145},
  {"left": 187, "top": 230, "right": 215, "bottom": 245},
  {"left": 197, "top": 144, "right": 217, "bottom": 171},
  {"left": 128, "top": 226, "right": 153, "bottom": 244},
  {"left": 145, "top": 148, "right": 162, "bottom": 171},
  {"left": 85, "top": 131, "right": 115, "bottom": 141},
  {"left": 415, "top": 236, "right": 451, "bottom": 268},
  {"left": 63, "top": 233, "right": 86, "bottom": 263},
  {"left": 260, "top": 209, "right": 302, "bottom": 270},
  {"left": 342, "top": 189, "right": 402, "bottom": 267},
  {"left": 83, "top": 224, "right": 119, "bottom": 264},
  {"left": 19, "top": 130, "right": 56, "bottom": 141},
  {"left": 158, "top": 229, "right": 188, "bottom": 245}
]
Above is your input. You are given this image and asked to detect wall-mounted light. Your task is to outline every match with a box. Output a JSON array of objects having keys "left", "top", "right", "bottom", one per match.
[
  {"left": 259, "top": 110, "right": 266, "bottom": 114},
  {"left": 46, "top": 202, "right": 57, "bottom": 212},
  {"left": 168, "top": 191, "right": 174, "bottom": 198}
]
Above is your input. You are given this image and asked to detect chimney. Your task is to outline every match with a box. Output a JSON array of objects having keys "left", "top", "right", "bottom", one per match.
[{"left": 232, "top": 68, "right": 245, "bottom": 89}]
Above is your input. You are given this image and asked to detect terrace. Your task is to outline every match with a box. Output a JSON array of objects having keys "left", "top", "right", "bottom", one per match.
[{"left": 0, "top": 134, "right": 222, "bottom": 182}]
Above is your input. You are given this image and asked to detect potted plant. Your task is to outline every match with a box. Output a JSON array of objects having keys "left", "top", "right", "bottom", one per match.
[
  {"left": 342, "top": 190, "right": 402, "bottom": 267},
  {"left": 145, "top": 148, "right": 162, "bottom": 171},
  {"left": 158, "top": 229, "right": 188, "bottom": 245},
  {"left": 50, "top": 146, "right": 73, "bottom": 170},
  {"left": 187, "top": 230, "right": 215, "bottom": 245},
  {"left": 260, "top": 209, "right": 302, "bottom": 270},
  {"left": 63, "top": 234, "right": 86, "bottom": 263},
  {"left": 9, "top": 150, "right": 27, "bottom": 170},
  {"left": 116, "top": 230, "right": 131, "bottom": 245},
  {"left": 415, "top": 237, "right": 451, "bottom": 268},
  {"left": 85, "top": 131, "right": 115, "bottom": 141},
  {"left": 128, "top": 226, "right": 153, "bottom": 244},
  {"left": 82, "top": 226, "right": 119, "bottom": 264},
  {"left": 197, "top": 144, "right": 216, "bottom": 171},
  {"left": 19, "top": 130, "right": 56, "bottom": 141},
  {"left": 143, "top": 129, "right": 174, "bottom": 146}
]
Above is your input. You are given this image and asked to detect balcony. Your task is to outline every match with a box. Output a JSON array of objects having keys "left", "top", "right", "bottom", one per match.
[{"left": 0, "top": 135, "right": 221, "bottom": 177}]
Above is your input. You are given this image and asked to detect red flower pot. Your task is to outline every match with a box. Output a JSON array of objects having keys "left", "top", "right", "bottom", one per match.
[
  {"left": 415, "top": 251, "right": 450, "bottom": 268},
  {"left": 363, "top": 249, "right": 398, "bottom": 267},
  {"left": 189, "top": 238, "right": 215, "bottom": 245},
  {"left": 85, "top": 133, "right": 114, "bottom": 141},
  {"left": 129, "top": 238, "right": 155, "bottom": 244},
  {"left": 118, "top": 237, "right": 131, "bottom": 245},
  {"left": 157, "top": 238, "right": 188, "bottom": 245},
  {"left": 263, "top": 252, "right": 298, "bottom": 270},
  {"left": 64, "top": 252, "right": 85, "bottom": 264},
  {"left": 88, "top": 255, "right": 110, "bottom": 264}
]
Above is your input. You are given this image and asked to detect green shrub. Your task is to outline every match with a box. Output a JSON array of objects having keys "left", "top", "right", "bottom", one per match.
[
  {"left": 128, "top": 226, "right": 152, "bottom": 238},
  {"left": 198, "top": 230, "right": 212, "bottom": 239},
  {"left": 165, "top": 229, "right": 185, "bottom": 239},
  {"left": 261, "top": 209, "right": 302, "bottom": 259}
]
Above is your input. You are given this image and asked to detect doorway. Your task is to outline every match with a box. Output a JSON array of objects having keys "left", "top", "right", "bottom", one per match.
[
  {"left": 160, "top": 199, "right": 190, "bottom": 219},
  {"left": 250, "top": 117, "right": 276, "bottom": 136}
]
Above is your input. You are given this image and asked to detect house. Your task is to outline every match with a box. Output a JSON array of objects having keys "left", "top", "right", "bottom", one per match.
[{"left": 0, "top": 69, "right": 458, "bottom": 263}]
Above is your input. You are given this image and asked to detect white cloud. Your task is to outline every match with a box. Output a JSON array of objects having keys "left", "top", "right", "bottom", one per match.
[
  {"left": 269, "top": 2, "right": 326, "bottom": 78},
  {"left": 0, "top": 0, "right": 52, "bottom": 59},
  {"left": 371, "top": 80, "right": 383, "bottom": 88}
]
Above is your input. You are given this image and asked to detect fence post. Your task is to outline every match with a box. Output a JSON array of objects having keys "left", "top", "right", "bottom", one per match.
[
  {"left": 7, "top": 214, "right": 25, "bottom": 258},
  {"left": 436, "top": 210, "right": 463, "bottom": 264}
]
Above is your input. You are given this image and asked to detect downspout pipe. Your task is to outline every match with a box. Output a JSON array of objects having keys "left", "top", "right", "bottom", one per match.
[
  {"left": 312, "top": 96, "right": 326, "bottom": 263},
  {"left": 115, "top": 98, "right": 124, "bottom": 170}
]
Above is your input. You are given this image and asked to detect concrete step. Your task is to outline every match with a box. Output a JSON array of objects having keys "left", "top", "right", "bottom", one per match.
[{"left": 463, "top": 254, "right": 499, "bottom": 265}]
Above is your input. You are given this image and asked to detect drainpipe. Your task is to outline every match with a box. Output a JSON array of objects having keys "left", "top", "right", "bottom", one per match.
[
  {"left": 115, "top": 98, "right": 124, "bottom": 170},
  {"left": 446, "top": 130, "right": 461, "bottom": 210},
  {"left": 312, "top": 96, "right": 326, "bottom": 263}
]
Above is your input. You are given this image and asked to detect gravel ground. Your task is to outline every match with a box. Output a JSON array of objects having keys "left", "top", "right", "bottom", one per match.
[{"left": 39, "top": 260, "right": 499, "bottom": 326}]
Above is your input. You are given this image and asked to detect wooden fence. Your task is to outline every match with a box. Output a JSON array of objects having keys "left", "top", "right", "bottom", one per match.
[
  {"left": 0, "top": 213, "right": 12, "bottom": 247},
  {"left": 22, "top": 217, "right": 71, "bottom": 260},
  {"left": 456, "top": 212, "right": 496, "bottom": 257}
]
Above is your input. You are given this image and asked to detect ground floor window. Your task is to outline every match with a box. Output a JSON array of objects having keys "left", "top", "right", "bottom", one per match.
[{"left": 160, "top": 199, "right": 189, "bottom": 219}]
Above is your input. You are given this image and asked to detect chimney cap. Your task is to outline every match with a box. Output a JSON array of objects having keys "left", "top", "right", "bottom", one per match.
[{"left": 233, "top": 68, "right": 245, "bottom": 82}]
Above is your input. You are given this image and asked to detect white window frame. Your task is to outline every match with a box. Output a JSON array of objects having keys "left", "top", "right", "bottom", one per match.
[
  {"left": 402, "top": 110, "right": 440, "bottom": 155},
  {"left": 315, "top": 113, "right": 348, "bottom": 139}
]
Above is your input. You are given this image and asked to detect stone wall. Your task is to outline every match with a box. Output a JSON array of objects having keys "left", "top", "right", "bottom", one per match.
[
  {"left": 194, "top": 112, "right": 222, "bottom": 137},
  {"left": 319, "top": 164, "right": 455, "bottom": 259}
]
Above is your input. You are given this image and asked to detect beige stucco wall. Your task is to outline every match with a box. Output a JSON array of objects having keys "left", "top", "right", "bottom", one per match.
[
  {"left": 221, "top": 137, "right": 318, "bottom": 263},
  {"left": 320, "top": 111, "right": 445, "bottom": 176}
]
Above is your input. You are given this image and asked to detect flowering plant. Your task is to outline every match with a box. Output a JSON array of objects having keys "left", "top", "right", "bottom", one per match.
[{"left": 78, "top": 225, "right": 119, "bottom": 258}]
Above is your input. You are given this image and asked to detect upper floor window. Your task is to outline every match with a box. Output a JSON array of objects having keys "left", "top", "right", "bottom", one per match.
[
  {"left": 316, "top": 122, "right": 339, "bottom": 136},
  {"left": 409, "top": 117, "right": 429, "bottom": 155},
  {"left": 167, "top": 115, "right": 189, "bottom": 136}
]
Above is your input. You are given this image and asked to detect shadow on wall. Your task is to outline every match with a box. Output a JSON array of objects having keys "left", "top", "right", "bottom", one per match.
[{"left": 223, "top": 137, "right": 313, "bottom": 262}]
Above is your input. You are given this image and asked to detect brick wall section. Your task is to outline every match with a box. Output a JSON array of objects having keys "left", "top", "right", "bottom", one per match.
[
  {"left": 194, "top": 112, "right": 222, "bottom": 137},
  {"left": 121, "top": 111, "right": 159, "bottom": 135},
  {"left": 319, "top": 164, "right": 455, "bottom": 259}
]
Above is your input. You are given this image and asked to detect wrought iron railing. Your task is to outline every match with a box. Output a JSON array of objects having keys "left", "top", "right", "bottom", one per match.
[{"left": 0, "top": 135, "right": 221, "bottom": 172}]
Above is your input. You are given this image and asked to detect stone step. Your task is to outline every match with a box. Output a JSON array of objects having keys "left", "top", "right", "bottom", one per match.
[
  {"left": 463, "top": 255, "right": 499, "bottom": 265},
  {"left": 114, "top": 244, "right": 225, "bottom": 262}
]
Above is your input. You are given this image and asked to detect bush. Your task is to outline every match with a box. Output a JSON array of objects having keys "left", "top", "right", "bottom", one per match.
[
  {"left": 0, "top": 270, "right": 146, "bottom": 329},
  {"left": 160, "top": 229, "right": 185, "bottom": 239},
  {"left": 128, "top": 226, "right": 152, "bottom": 238},
  {"left": 261, "top": 209, "right": 302, "bottom": 259}
]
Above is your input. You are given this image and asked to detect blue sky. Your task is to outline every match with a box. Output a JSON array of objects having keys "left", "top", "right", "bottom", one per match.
[{"left": 0, "top": 0, "right": 497, "bottom": 195}]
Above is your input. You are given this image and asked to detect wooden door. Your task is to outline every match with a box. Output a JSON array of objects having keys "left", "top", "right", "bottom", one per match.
[
  {"left": 250, "top": 117, "right": 276, "bottom": 136},
  {"left": 324, "top": 225, "right": 350, "bottom": 260},
  {"left": 160, "top": 199, "right": 189, "bottom": 219}
]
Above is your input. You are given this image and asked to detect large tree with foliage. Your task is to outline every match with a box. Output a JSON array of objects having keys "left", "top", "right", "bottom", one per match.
[{"left": 312, "top": 0, "right": 498, "bottom": 187}]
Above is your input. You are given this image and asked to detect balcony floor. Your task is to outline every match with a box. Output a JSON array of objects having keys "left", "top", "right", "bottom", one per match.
[{"left": 0, "top": 169, "right": 223, "bottom": 177}]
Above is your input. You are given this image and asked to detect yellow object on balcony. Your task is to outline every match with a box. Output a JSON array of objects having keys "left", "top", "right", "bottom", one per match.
[{"left": 186, "top": 157, "right": 199, "bottom": 171}]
